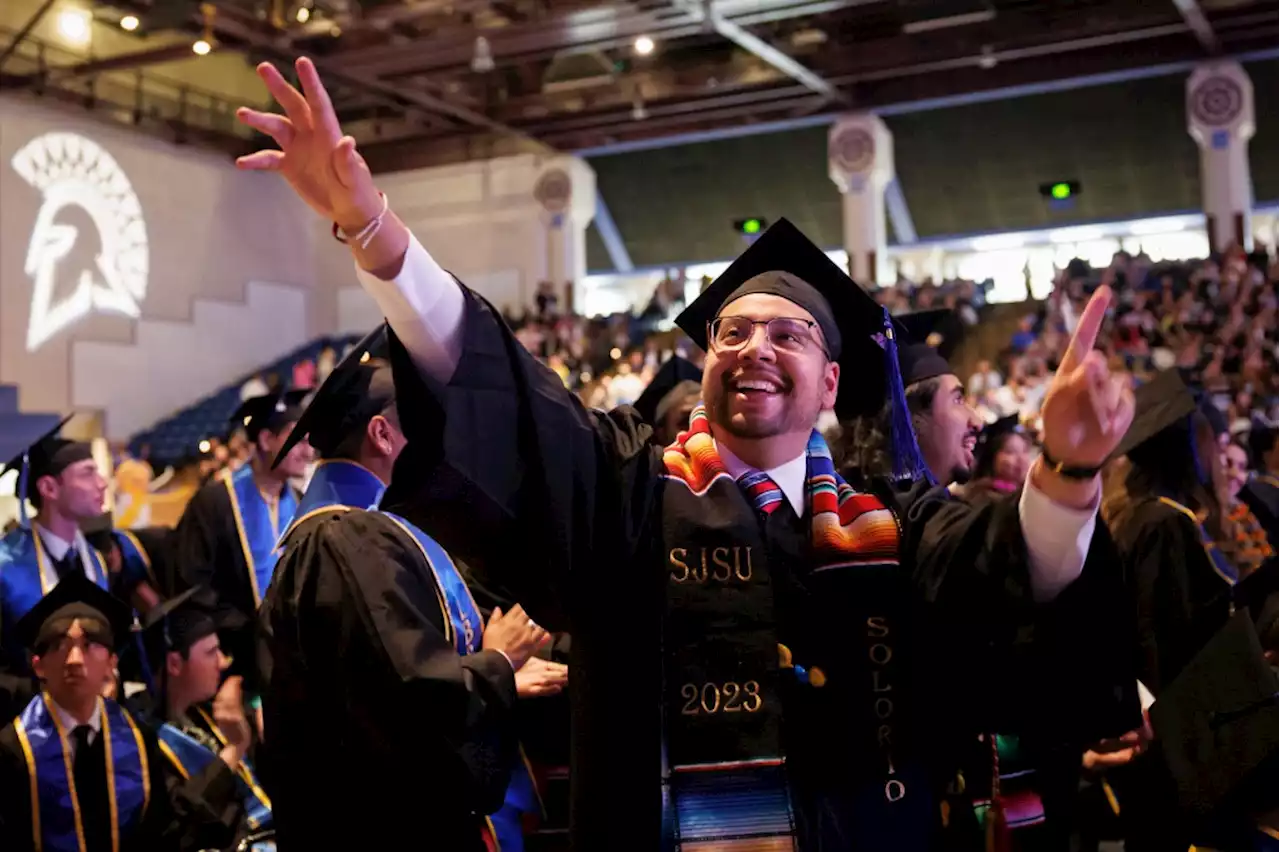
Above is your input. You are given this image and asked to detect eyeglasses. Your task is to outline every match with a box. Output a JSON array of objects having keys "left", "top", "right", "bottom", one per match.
[{"left": 708, "top": 316, "right": 828, "bottom": 356}]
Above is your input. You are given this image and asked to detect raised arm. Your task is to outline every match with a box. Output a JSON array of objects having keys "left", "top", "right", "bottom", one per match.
[
  {"left": 236, "top": 59, "right": 462, "bottom": 384},
  {"left": 235, "top": 59, "right": 657, "bottom": 627}
]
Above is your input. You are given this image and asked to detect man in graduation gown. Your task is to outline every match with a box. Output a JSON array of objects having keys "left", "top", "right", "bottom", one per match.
[
  {"left": 237, "top": 58, "right": 1139, "bottom": 850},
  {"left": 835, "top": 309, "right": 982, "bottom": 489},
  {"left": 258, "top": 326, "right": 551, "bottom": 850},
  {"left": 170, "top": 389, "right": 312, "bottom": 695},
  {"left": 0, "top": 575, "right": 242, "bottom": 852},
  {"left": 1, "top": 418, "right": 157, "bottom": 679},
  {"left": 132, "top": 586, "right": 269, "bottom": 848}
]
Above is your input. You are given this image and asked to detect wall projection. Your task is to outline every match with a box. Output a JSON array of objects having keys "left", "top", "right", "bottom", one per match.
[{"left": 11, "top": 132, "right": 150, "bottom": 352}]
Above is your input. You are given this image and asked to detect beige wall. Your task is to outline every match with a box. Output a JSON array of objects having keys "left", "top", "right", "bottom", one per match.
[{"left": 0, "top": 94, "right": 348, "bottom": 438}]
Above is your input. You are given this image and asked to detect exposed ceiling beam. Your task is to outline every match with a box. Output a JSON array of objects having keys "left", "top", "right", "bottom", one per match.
[
  {"left": 1, "top": 43, "right": 198, "bottom": 89},
  {"left": 1171, "top": 0, "right": 1220, "bottom": 53},
  {"left": 209, "top": 13, "right": 549, "bottom": 147},
  {"left": 0, "top": 0, "right": 58, "bottom": 71},
  {"left": 677, "top": 0, "right": 849, "bottom": 104},
  {"left": 330, "top": 0, "right": 862, "bottom": 78}
]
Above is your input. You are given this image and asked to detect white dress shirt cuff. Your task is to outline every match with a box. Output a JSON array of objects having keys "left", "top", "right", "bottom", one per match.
[
  {"left": 352, "top": 233, "right": 466, "bottom": 384},
  {"left": 1018, "top": 471, "right": 1099, "bottom": 603}
]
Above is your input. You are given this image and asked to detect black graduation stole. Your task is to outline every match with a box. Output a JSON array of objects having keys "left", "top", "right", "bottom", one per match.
[{"left": 658, "top": 408, "right": 910, "bottom": 849}]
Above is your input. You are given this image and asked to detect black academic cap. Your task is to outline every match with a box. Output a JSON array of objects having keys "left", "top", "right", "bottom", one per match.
[
  {"left": 896, "top": 309, "right": 962, "bottom": 385},
  {"left": 1, "top": 414, "right": 91, "bottom": 484},
  {"left": 141, "top": 586, "right": 229, "bottom": 661},
  {"left": 232, "top": 389, "right": 310, "bottom": 442},
  {"left": 1150, "top": 610, "right": 1278, "bottom": 816},
  {"left": 672, "top": 217, "right": 901, "bottom": 421},
  {"left": 273, "top": 326, "right": 394, "bottom": 467},
  {"left": 14, "top": 574, "right": 134, "bottom": 654},
  {"left": 632, "top": 356, "right": 703, "bottom": 425},
  {"left": 1111, "top": 369, "right": 1198, "bottom": 461}
]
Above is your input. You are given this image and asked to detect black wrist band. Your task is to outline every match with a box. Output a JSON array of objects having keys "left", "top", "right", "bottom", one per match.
[{"left": 1039, "top": 447, "right": 1103, "bottom": 480}]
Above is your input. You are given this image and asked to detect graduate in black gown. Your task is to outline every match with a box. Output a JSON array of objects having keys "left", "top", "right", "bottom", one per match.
[
  {"left": 0, "top": 576, "right": 240, "bottom": 852},
  {"left": 633, "top": 355, "right": 704, "bottom": 446},
  {"left": 132, "top": 587, "right": 268, "bottom": 849},
  {"left": 258, "top": 327, "right": 548, "bottom": 851},
  {"left": 236, "top": 58, "right": 1139, "bottom": 850},
  {"left": 170, "top": 389, "right": 312, "bottom": 695}
]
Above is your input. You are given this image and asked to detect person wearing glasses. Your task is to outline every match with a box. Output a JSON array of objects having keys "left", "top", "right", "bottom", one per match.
[{"left": 234, "top": 58, "right": 1141, "bottom": 851}]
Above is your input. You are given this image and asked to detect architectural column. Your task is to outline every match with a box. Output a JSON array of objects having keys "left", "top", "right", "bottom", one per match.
[
  {"left": 828, "top": 114, "right": 895, "bottom": 286},
  {"left": 1186, "top": 61, "right": 1255, "bottom": 252},
  {"left": 533, "top": 156, "right": 596, "bottom": 312}
]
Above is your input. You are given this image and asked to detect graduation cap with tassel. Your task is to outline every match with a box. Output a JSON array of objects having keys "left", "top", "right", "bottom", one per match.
[
  {"left": 1, "top": 413, "right": 91, "bottom": 526},
  {"left": 673, "top": 217, "right": 930, "bottom": 482}
]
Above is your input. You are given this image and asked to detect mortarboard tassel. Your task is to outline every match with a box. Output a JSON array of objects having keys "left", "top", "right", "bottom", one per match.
[
  {"left": 881, "top": 308, "right": 933, "bottom": 485},
  {"left": 17, "top": 451, "right": 30, "bottom": 527}
]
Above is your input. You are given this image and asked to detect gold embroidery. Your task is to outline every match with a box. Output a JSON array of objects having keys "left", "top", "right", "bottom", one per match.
[
  {"left": 668, "top": 546, "right": 754, "bottom": 584},
  {"left": 679, "top": 681, "right": 762, "bottom": 715}
]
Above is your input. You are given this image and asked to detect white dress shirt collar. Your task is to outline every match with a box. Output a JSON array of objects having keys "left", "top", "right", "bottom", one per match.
[
  {"left": 49, "top": 696, "right": 102, "bottom": 751},
  {"left": 715, "top": 441, "right": 808, "bottom": 518}
]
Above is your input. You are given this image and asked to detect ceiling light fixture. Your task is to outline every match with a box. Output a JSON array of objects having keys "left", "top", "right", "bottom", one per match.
[
  {"left": 471, "top": 35, "right": 495, "bottom": 72},
  {"left": 120, "top": 14, "right": 139, "bottom": 31},
  {"left": 56, "top": 8, "right": 92, "bottom": 47},
  {"left": 295, "top": 6, "right": 310, "bottom": 22},
  {"left": 192, "top": 38, "right": 211, "bottom": 54},
  {"left": 634, "top": 35, "right": 655, "bottom": 56}
]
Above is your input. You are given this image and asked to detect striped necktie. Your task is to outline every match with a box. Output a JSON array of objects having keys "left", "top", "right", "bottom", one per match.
[{"left": 737, "top": 470, "right": 785, "bottom": 516}]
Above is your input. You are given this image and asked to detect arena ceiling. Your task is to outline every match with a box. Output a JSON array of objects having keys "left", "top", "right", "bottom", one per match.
[{"left": 0, "top": 0, "right": 1276, "bottom": 170}]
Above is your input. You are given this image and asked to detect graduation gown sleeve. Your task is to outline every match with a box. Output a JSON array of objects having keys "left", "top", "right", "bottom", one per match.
[
  {"left": 259, "top": 510, "right": 520, "bottom": 826},
  {"left": 171, "top": 480, "right": 233, "bottom": 598},
  {"left": 895, "top": 479, "right": 1140, "bottom": 751},
  {"left": 381, "top": 285, "right": 658, "bottom": 631}
]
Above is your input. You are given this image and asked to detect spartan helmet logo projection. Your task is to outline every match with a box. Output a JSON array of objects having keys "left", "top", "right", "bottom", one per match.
[{"left": 11, "top": 132, "right": 150, "bottom": 352}]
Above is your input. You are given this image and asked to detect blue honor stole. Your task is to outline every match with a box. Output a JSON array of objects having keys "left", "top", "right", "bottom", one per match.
[
  {"left": 13, "top": 693, "right": 151, "bottom": 852},
  {"left": 1158, "top": 496, "right": 1239, "bottom": 585},
  {"left": 282, "top": 461, "right": 480, "bottom": 655},
  {"left": 156, "top": 709, "right": 272, "bottom": 831},
  {"left": 222, "top": 465, "right": 298, "bottom": 606},
  {"left": 1, "top": 527, "right": 109, "bottom": 655}
]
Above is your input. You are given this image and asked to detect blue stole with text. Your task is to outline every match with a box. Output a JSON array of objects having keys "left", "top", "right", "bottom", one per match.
[
  {"left": 0, "top": 526, "right": 109, "bottom": 663},
  {"left": 222, "top": 465, "right": 298, "bottom": 607},
  {"left": 1158, "top": 496, "right": 1239, "bottom": 585},
  {"left": 156, "top": 713, "right": 272, "bottom": 831},
  {"left": 14, "top": 693, "right": 150, "bottom": 852}
]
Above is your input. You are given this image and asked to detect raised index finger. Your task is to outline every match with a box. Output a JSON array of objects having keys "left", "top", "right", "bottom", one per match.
[{"left": 1060, "top": 284, "right": 1112, "bottom": 375}]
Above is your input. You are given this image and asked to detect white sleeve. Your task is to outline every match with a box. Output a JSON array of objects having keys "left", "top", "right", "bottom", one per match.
[
  {"left": 1018, "top": 470, "right": 1099, "bottom": 603},
  {"left": 353, "top": 233, "right": 466, "bottom": 384}
]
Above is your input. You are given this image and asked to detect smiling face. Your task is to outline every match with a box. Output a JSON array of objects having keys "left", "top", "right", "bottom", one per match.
[
  {"left": 1223, "top": 442, "right": 1250, "bottom": 498},
  {"left": 914, "top": 374, "right": 983, "bottom": 484},
  {"left": 701, "top": 293, "right": 838, "bottom": 444},
  {"left": 992, "top": 432, "right": 1032, "bottom": 484}
]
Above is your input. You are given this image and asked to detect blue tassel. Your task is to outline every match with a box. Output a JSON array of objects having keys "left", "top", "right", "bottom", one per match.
[
  {"left": 17, "top": 452, "right": 30, "bottom": 527},
  {"left": 881, "top": 308, "right": 933, "bottom": 484}
]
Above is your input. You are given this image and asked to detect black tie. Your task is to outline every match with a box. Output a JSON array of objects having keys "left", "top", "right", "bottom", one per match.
[
  {"left": 72, "top": 725, "right": 93, "bottom": 765},
  {"left": 54, "top": 550, "right": 81, "bottom": 582}
]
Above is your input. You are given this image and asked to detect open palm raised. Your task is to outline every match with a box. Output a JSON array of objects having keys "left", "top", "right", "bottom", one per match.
[{"left": 235, "top": 57, "right": 382, "bottom": 235}]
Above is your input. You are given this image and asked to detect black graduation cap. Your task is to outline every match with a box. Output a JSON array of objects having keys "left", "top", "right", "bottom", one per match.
[
  {"left": 1, "top": 413, "right": 93, "bottom": 523},
  {"left": 1111, "top": 369, "right": 1198, "bottom": 462},
  {"left": 632, "top": 356, "right": 702, "bottom": 426},
  {"left": 231, "top": 389, "right": 310, "bottom": 442},
  {"left": 141, "top": 586, "right": 232, "bottom": 660},
  {"left": 1149, "top": 610, "right": 1278, "bottom": 816},
  {"left": 895, "top": 309, "right": 960, "bottom": 385},
  {"left": 14, "top": 574, "right": 134, "bottom": 654},
  {"left": 673, "top": 217, "right": 899, "bottom": 422},
  {"left": 272, "top": 326, "right": 394, "bottom": 467}
]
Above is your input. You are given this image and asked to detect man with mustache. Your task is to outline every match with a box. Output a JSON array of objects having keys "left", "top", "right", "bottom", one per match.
[
  {"left": 235, "top": 57, "right": 1139, "bottom": 850},
  {"left": 836, "top": 310, "right": 984, "bottom": 488}
]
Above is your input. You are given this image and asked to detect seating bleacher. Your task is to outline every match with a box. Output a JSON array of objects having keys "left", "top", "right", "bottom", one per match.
[{"left": 128, "top": 333, "right": 363, "bottom": 467}]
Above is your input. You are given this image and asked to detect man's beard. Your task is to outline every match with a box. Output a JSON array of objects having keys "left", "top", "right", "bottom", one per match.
[{"left": 705, "top": 387, "right": 810, "bottom": 440}]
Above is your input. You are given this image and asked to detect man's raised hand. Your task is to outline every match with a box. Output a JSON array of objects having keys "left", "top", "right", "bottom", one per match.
[{"left": 235, "top": 57, "right": 381, "bottom": 234}]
